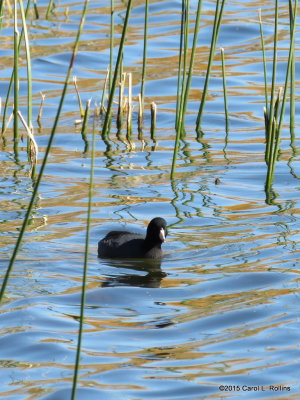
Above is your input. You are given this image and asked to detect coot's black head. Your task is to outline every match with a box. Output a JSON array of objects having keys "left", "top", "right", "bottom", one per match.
[{"left": 146, "top": 217, "right": 168, "bottom": 244}]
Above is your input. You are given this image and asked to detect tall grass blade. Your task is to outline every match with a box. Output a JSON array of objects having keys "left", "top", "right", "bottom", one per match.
[
  {"left": 220, "top": 48, "right": 229, "bottom": 133},
  {"left": 13, "top": 0, "right": 20, "bottom": 150},
  {"left": 138, "top": 92, "right": 143, "bottom": 138},
  {"left": 71, "top": 99, "right": 93, "bottom": 400},
  {"left": 18, "top": 110, "right": 38, "bottom": 177},
  {"left": 101, "top": 0, "right": 133, "bottom": 139},
  {"left": 109, "top": 0, "right": 114, "bottom": 91},
  {"left": 0, "top": 0, "right": 89, "bottom": 302},
  {"left": 172, "top": 0, "right": 203, "bottom": 178},
  {"left": 127, "top": 72, "right": 132, "bottom": 140},
  {"left": 258, "top": 9, "right": 269, "bottom": 114},
  {"left": 176, "top": 0, "right": 190, "bottom": 132},
  {"left": 176, "top": 0, "right": 186, "bottom": 130},
  {"left": 289, "top": 0, "right": 296, "bottom": 135},
  {"left": 140, "top": 0, "right": 149, "bottom": 127},
  {"left": 80, "top": 99, "right": 91, "bottom": 154},
  {"left": 0, "top": 0, "right": 4, "bottom": 33},
  {"left": 46, "top": 0, "right": 54, "bottom": 19},
  {"left": 73, "top": 76, "right": 85, "bottom": 118},
  {"left": 117, "top": 72, "right": 126, "bottom": 132},
  {"left": 267, "top": 0, "right": 278, "bottom": 135},
  {"left": 33, "top": 0, "right": 39, "bottom": 19},
  {"left": 276, "top": 0, "right": 297, "bottom": 135},
  {"left": 150, "top": 101, "right": 157, "bottom": 143},
  {"left": 37, "top": 92, "right": 45, "bottom": 126},
  {"left": 19, "top": 0, "right": 32, "bottom": 135},
  {"left": 1, "top": 0, "right": 31, "bottom": 136},
  {"left": 264, "top": 0, "right": 298, "bottom": 201},
  {"left": 100, "top": 68, "right": 109, "bottom": 115},
  {"left": 196, "top": 0, "right": 226, "bottom": 132}
]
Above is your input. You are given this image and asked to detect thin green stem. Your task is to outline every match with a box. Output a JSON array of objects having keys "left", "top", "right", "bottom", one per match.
[
  {"left": 265, "top": 0, "right": 297, "bottom": 192},
  {"left": 175, "top": 0, "right": 186, "bottom": 130},
  {"left": 258, "top": 9, "right": 269, "bottom": 114},
  {"left": 289, "top": 0, "right": 296, "bottom": 135},
  {"left": 221, "top": 48, "right": 229, "bottom": 133},
  {"left": 140, "top": 0, "right": 149, "bottom": 108},
  {"left": 150, "top": 101, "right": 157, "bottom": 142},
  {"left": 268, "top": 0, "right": 278, "bottom": 135},
  {"left": 196, "top": 0, "right": 226, "bottom": 132},
  {"left": 80, "top": 99, "right": 91, "bottom": 153},
  {"left": 71, "top": 99, "right": 93, "bottom": 400},
  {"left": 277, "top": 0, "right": 298, "bottom": 133},
  {"left": 19, "top": 0, "right": 32, "bottom": 131},
  {"left": 0, "top": 0, "right": 4, "bottom": 34},
  {"left": 109, "top": 0, "right": 114, "bottom": 91},
  {"left": 73, "top": 76, "right": 85, "bottom": 118},
  {"left": 176, "top": 0, "right": 203, "bottom": 136},
  {"left": 1, "top": 0, "right": 31, "bottom": 136},
  {"left": 13, "top": 0, "right": 19, "bottom": 147},
  {"left": 33, "top": 0, "right": 39, "bottom": 19},
  {"left": 0, "top": 0, "right": 89, "bottom": 303},
  {"left": 101, "top": 0, "right": 133, "bottom": 139},
  {"left": 179, "top": 0, "right": 190, "bottom": 138},
  {"left": 172, "top": 0, "right": 203, "bottom": 177},
  {"left": 46, "top": 0, "right": 54, "bottom": 19}
]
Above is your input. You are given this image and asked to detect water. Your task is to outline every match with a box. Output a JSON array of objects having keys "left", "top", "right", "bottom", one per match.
[{"left": 1, "top": 1, "right": 300, "bottom": 399}]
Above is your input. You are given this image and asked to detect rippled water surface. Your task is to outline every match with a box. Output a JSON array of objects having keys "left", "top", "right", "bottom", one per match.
[{"left": 1, "top": 0, "right": 300, "bottom": 399}]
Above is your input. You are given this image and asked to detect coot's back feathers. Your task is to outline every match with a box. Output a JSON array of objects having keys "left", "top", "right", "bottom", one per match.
[{"left": 98, "top": 217, "right": 167, "bottom": 259}]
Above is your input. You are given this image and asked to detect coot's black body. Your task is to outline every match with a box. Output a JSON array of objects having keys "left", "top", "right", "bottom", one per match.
[{"left": 98, "top": 217, "right": 167, "bottom": 259}]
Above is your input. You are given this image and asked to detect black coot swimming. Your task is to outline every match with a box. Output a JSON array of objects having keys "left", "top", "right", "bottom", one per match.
[{"left": 98, "top": 217, "right": 167, "bottom": 259}]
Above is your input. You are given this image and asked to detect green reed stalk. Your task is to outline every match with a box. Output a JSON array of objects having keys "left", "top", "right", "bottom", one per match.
[
  {"left": 265, "top": 88, "right": 282, "bottom": 188},
  {"left": 150, "top": 101, "right": 157, "bottom": 142},
  {"left": 19, "top": 0, "right": 32, "bottom": 135},
  {"left": 267, "top": 0, "right": 278, "bottom": 138},
  {"left": 127, "top": 72, "right": 132, "bottom": 140},
  {"left": 18, "top": 110, "right": 38, "bottom": 177},
  {"left": 258, "top": 9, "right": 269, "bottom": 114},
  {"left": 73, "top": 76, "right": 85, "bottom": 118},
  {"left": 80, "top": 99, "right": 91, "bottom": 153},
  {"left": 33, "top": 0, "right": 39, "bottom": 19},
  {"left": 176, "top": 1, "right": 185, "bottom": 130},
  {"left": 138, "top": 93, "right": 143, "bottom": 137},
  {"left": 0, "top": 0, "right": 4, "bottom": 33},
  {"left": 37, "top": 92, "right": 45, "bottom": 126},
  {"left": 117, "top": 72, "right": 125, "bottom": 131},
  {"left": 196, "top": 0, "right": 226, "bottom": 132},
  {"left": 109, "top": 0, "right": 114, "bottom": 91},
  {"left": 181, "top": 0, "right": 189, "bottom": 128},
  {"left": 46, "top": 0, "right": 54, "bottom": 19},
  {"left": 140, "top": 0, "right": 149, "bottom": 127},
  {"left": 0, "top": 0, "right": 89, "bottom": 303},
  {"left": 220, "top": 48, "right": 229, "bottom": 133},
  {"left": 276, "top": 0, "right": 297, "bottom": 134},
  {"left": 176, "top": 0, "right": 190, "bottom": 131},
  {"left": 180, "top": 0, "right": 190, "bottom": 130},
  {"left": 100, "top": 68, "right": 109, "bottom": 115},
  {"left": 172, "top": 0, "right": 203, "bottom": 178},
  {"left": 1, "top": 0, "right": 31, "bottom": 136},
  {"left": 71, "top": 99, "right": 93, "bottom": 400},
  {"left": 289, "top": 0, "right": 296, "bottom": 134},
  {"left": 265, "top": 0, "right": 298, "bottom": 191},
  {"left": 101, "top": 0, "right": 132, "bottom": 139},
  {"left": 13, "top": 0, "right": 19, "bottom": 148}
]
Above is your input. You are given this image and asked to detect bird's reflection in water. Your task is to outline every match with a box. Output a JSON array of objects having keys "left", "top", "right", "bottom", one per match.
[{"left": 100, "top": 258, "right": 166, "bottom": 288}]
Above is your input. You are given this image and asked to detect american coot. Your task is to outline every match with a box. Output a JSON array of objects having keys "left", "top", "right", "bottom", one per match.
[{"left": 98, "top": 217, "right": 167, "bottom": 259}]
